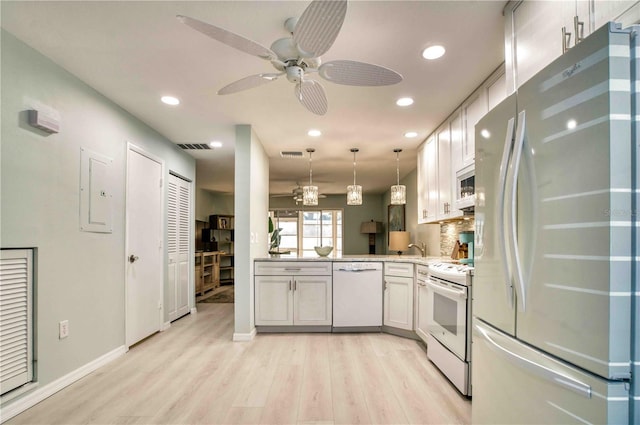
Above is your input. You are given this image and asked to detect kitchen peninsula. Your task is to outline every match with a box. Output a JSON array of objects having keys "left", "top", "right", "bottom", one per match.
[{"left": 254, "top": 254, "right": 448, "bottom": 335}]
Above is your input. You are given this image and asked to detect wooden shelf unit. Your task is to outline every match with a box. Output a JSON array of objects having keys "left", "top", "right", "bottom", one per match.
[
  {"left": 195, "top": 251, "right": 221, "bottom": 296},
  {"left": 210, "top": 215, "right": 234, "bottom": 286}
]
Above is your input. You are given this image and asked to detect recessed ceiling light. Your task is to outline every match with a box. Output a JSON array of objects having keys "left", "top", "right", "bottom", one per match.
[
  {"left": 567, "top": 119, "right": 577, "bottom": 130},
  {"left": 161, "top": 96, "right": 180, "bottom": 105},
  {"left": 404, "top": 131, "right": 418, "bottom": 138},
  {"left": 396, "top": 97, "right": 414, "bottom": 107},
  {"left": 209, "top": 141, "right": 223, "bottom": 148},
  {"left": 308, "top": 129, "right": 322, "bottom": 137},
  {"left": 480, "top": 129, "right": 491, "bottom": 139},
  {"left": 422, "top": 45, "right": 446, "bottom": 60}
]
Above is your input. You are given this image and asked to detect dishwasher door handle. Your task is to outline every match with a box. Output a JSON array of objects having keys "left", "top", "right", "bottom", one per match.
[{"left": 335, "top": 268, "right": 379, "bottom": 272}]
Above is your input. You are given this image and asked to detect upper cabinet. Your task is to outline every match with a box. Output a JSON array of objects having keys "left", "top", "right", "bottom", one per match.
[
  {"left": 505, "top": 0, "right": 640, "bottom": 92},
  {"left": 417, "top": 66, "right": 505, "bottom": 224}
]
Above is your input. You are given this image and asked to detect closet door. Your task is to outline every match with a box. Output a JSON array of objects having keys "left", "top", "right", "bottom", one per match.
[
  {"left": 0, "top": 249, "right": 33, "bottom": 395},
  {"left": 167, "top": 174, "right": 191, "bottom": 322}
]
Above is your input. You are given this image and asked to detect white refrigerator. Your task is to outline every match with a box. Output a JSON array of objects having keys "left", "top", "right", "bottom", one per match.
[{"left": 472, "top": 22, "right": 639, "bottom": 424}]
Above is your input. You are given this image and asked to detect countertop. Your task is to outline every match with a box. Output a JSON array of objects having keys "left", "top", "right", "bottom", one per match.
[{"left": 255, "top": 254, "right": 451, "bottom": 266}]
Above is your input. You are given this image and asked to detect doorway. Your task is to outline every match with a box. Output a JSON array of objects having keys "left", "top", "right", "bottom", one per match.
[{"left": 125, "top": 144, "right": 164, "bottom": 347}]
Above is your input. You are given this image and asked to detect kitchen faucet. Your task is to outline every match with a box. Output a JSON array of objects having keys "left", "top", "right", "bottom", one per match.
[{"left": 408, "top": 242, "right": 426, "bottom": 257}]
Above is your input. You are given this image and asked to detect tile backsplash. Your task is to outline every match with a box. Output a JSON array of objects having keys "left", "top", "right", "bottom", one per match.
[{"left": 440, "top": 218, "right": 475, "bottom": 257}]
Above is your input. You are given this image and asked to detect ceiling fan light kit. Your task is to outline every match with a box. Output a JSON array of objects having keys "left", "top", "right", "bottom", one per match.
[
  {"left": 347, "top": 148, "right": 362, "bottom": 205},
  {"left": 390, "top": 148, "right": 407, "bottom": 205},
  {"left": 303, "top": 148, "right": 318, "bottom": 206},
  {"left": 177, "top": 0, "right": 402, "bottom": 116}
]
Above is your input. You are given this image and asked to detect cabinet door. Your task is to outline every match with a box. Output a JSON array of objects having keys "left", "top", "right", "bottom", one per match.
[
  {"left": 450, "top": 111, "right": 464, "bottom": 174},
  {"left": 593, "top": 0, "right": 639, "bottom": 31},
  {"left": 463, "top": 92, "right": 487, "bottom": 167},
  {"left": 415, "top": 282, "right": 430, "bottom": 344},
  {"left": 512, "top": 0, "right": 565, "bottom": 87},
  {"left": 425, "top": 136, "right": 438, "bottom": 222},
  {"left": 255, "top": 275, "right": 293, "bottom": 325},
  {"left": 417, "top": 143, "right": 428, "bottom": 224},
  {"left": 487, "top": 71, "right": 507, "bottom": 112},
  {"left": 294, "top": 275, "right": 332, "bottom": 325},
  {"left": 384, "top": 275, "right": 414, "bottom": 330},
  {"left": 437, "top": 125, "right": 451, "bottom": 219}
]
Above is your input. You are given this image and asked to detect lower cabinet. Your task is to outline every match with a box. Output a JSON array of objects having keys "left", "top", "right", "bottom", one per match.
[
  {"left": 383, "top": 263, "right": 414, "bottom": 331},
  {"left": 255, "top": 274, "right": 332, "bottom": 326}
]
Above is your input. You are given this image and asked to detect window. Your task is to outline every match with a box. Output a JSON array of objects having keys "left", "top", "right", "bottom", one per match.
[{"left": 270, "top": 209, "right": 342, "bottom": 257}]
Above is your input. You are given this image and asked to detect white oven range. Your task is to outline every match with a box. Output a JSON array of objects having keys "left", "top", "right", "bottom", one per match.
[{"left": 426, "top": 262, "right": 473, "bottom": 396}]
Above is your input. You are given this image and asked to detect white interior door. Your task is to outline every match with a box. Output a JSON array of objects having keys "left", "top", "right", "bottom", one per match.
[
  {"left": 167, "top": 173, "right": 191, "bottom": 322},
  {"left": 126, "top": 145, "right": 163, "bottom": 347}
]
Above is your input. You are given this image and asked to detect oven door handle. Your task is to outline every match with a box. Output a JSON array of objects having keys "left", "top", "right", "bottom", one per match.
[{"left": 427, "top": 280, "right": 467, "bottom": 299}]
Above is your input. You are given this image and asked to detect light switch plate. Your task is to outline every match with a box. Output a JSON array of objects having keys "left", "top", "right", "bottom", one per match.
[{"left": 59, "top": 320, "right": 69, "bottom": 339}]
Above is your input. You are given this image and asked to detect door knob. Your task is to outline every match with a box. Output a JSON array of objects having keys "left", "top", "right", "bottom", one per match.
[{"left": 128, "top": 254, "right": 139, "bottom": 263}]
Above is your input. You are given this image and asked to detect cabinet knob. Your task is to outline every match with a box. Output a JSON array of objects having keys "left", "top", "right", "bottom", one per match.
[{"left": 128, "top": 254, "right": 139, "bottom": 263}]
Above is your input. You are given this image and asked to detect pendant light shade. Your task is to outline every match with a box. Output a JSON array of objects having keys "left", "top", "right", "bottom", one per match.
[
  {"left": 347, "top": 148, "right": 363, "bottom": 205},
  {"left": 390, "top": 148, "right": 406, "bottom": 205},
  {"left": 303, "top": 148, "right": 318, "bottom": 206}
]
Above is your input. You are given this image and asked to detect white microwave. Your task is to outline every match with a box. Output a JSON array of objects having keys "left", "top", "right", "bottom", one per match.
[{"left": 455, "top": 164, "right": 475, "bottom": 211}]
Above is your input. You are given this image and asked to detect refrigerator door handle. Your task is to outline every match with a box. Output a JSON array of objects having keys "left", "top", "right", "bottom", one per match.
[
  {"left": 498, "top": 117, "right": 516, "bottom": 309},
  {"left": 475, "top": 322, "right": 592, "bottom": 399},
  {"left": 506, "top": 110, "right": 528, "bottom": 311}
]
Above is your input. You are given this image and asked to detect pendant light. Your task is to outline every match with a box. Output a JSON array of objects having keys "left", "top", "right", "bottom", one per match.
[
  {"left": 390, "top": 148, "right": 406, "bottom": 205},
  {"left": 303, "top": 148, "right": 318, "bottom": 206},
  {"left": 347, "top": 148, "right": 363, "bottom": 205}
]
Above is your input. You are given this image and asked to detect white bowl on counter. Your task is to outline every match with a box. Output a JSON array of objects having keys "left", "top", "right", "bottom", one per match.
[{"left": 314, "top": 246, "right": 333, "bottom": 257}]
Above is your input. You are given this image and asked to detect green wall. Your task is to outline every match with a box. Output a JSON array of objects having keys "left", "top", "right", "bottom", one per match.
[{"left": 1, "top": 30, "right": 195, "bottom": 403}]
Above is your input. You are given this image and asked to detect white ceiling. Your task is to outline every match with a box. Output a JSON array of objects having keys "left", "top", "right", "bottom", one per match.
[{"left": 1, "top": 0, "right": 505, "bottom": 197}]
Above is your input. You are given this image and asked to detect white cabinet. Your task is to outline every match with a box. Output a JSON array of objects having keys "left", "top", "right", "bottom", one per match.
[
  {"left": 462, "top": 92, "right": 487, "bottom": 168},
  {"left": 383, "top": 262, "right": 414, "bottom": 331},
  {"left": 254, "top": 262, "right": 332, "bottom": 327},
  {"left": 417, "top": 127, "right": 462, "bottom": 223}
]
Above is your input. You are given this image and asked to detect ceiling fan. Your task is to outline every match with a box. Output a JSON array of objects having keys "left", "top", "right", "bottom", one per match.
[
  {"left": 271, "top": 185, "right": 327, "bottom": 205},
  {"left": 177, "top": 0, "right": 402, "bottom": 115}
]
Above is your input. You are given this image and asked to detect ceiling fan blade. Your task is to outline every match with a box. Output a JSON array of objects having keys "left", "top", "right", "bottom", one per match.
[
  {"left": 318, "top": 60, "right": 403, "bottom": 86},
  {"left": 218, "top": 73, "right": 280, "bottom": 95},
  {"left": 295, "top": 80, "right": 328, "bottom": 115},
  {"left": 177, "top": 15, "right": 276, "bottom": 60},
  {"left": 293, "top": 0, "right": 347, "bottom": 58}
]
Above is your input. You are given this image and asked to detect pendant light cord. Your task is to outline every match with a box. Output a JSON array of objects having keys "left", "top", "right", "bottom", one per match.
[
  {"left": 308, "top": 150, "right": 313, "bottom": 185},
  {"left": 396, "top": 151, "right": 400, "bottom": 185},
  {"left": 353, "top": 151, "right": 357, "bottom": 185}
]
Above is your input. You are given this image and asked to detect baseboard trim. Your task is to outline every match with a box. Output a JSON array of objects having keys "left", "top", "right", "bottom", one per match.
[
  {"left": 0, "top": 345, "right": 127, "bottom": 423},
  {"left": 233, "top": 328, "right": 256, "bottom": 342},
  {"left": 161, "top": 321, "right": 171, "bottom": 331},
  {"left": 190, "top": 307, "right": 198, "bottom": 315}
]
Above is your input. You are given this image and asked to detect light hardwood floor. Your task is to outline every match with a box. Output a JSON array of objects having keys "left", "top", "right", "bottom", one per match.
[{"left": 6, "top": 303, "right": 471, "bottom": 425}]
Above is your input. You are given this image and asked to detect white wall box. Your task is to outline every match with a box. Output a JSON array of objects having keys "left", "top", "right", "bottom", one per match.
[
  {"left": 384, "top": 262, "right": 414, "bottom": 331},
  {"left": 80, "top": 147, "right": 113, "bottom": 233},
  {"left": 0, "top": 249, "right": 33, "bottom": 396},
  {"left": 255, "top": 262, "right": 332, "bottom": 327}
]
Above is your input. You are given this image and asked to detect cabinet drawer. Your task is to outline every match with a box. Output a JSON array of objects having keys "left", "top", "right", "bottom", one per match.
[
  {"left": 384, "top": 262, "right": 414, "bottom": 278},
  {"left": 255, "top": 261, "right": 331, "bottom": 276}
]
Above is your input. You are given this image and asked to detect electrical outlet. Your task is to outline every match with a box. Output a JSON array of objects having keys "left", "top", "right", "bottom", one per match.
[{"left": 59, "top": 320, "right": 69, "bottom": 339}]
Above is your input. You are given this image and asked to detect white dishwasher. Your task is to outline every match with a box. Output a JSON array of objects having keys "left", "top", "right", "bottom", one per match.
[{"left": 332, "top": 262, "right": 383, "bottom": 331}]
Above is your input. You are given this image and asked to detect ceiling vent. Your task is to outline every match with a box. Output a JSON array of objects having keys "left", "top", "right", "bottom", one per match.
[
  {"left": 178, "top": 144, "right": 211, "bottom": 150},
  {"left": 280, "top": 151, "right": 304, "bottom": 158}
]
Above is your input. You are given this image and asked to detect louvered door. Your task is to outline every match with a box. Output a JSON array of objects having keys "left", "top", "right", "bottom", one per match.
[
  {"left": 0, "top": 249, "right": 33, "bottom": 395},
  {"left": 167, "top": 174, "right": 191, "bottom": 322}
]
